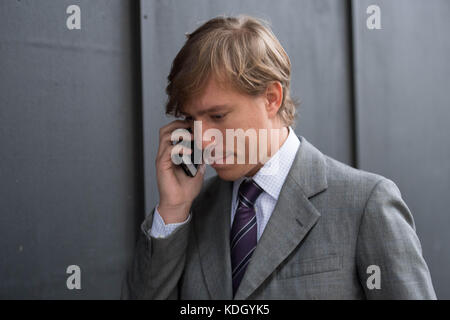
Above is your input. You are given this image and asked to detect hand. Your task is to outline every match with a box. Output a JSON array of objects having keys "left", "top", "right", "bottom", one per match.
[{"left": 155, "top": 120, "right": 206, "bottom": 224}]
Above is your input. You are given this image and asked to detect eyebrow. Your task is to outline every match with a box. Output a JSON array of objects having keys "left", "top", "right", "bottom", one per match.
[{"left": 182, "top": 104, "right": 230, "bottom": 117}]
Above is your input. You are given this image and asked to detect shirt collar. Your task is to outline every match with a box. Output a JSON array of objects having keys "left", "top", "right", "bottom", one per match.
[{"left": 233, "top": 126, "right": 300, "bottom": 201}]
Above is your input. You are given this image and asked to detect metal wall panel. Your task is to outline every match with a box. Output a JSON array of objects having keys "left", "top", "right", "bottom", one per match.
[
  {"left": 352, "top": 0, "right": 450, "bottom": 298},
  {"left": 0, "top": 0, "right": 142, "bottom": 298}
]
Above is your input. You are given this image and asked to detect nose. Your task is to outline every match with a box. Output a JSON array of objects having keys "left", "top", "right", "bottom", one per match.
[
  {"left": 200, "top": 122, "right": 214, "bottom": 151},
  {"left": 194, "top": 120, "right": 222, "bottom": 153}
]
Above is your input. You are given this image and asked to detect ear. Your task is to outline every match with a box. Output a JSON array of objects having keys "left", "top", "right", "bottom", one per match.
[{"left": 264, "top": 81, "right": 283, "bottom": 119}]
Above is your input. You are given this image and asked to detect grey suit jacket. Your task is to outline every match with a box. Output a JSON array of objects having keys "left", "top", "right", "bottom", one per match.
[{"left": 122, "top": 136, "right": 436, "bottom": 299}]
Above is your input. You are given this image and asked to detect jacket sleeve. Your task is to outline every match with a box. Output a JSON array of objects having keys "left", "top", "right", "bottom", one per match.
[
  {"left": 356, "top": 178, "right": 437, "bottom": 299},
  {"left": 121, "top": 207, "right": 191, "bottom": 299}
]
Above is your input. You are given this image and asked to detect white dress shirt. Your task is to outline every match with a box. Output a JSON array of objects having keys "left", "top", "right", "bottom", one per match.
[{"left": 150, "top": 126, "right": 300, "bottom": 239}]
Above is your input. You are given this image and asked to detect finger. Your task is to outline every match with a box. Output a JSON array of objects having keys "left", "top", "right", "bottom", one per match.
[
  {"left": 158, "top": 144, "right": 193, "bottom": 168},
  {"left": 159, "top": 130, "right": 193, "bottom": 147},
  {"left": 159, "top": 143, "right": 192, "bottom": 161},
  {"left": 157, "top": 131, "right": 193, "bottom": 159},
  {"left": 159, "top": 120, "right": 191, "bottom": 140},
  {"left": 160, "top": 127, "right": 193, "bottom": 151},
  {"left": 171, "top": 144, "right": 193, "bottom": 157}
]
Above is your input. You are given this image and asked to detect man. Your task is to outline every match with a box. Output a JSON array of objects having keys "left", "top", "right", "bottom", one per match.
[{"left": 122, "top": 15, "right": 436, "bottom": 299}]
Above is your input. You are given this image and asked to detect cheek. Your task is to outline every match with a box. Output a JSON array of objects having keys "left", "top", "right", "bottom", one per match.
[{"left": 231, "top": 112, "right": 263, "bottom": 130}]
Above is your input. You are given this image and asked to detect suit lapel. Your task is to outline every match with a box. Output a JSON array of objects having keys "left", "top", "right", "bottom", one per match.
[
  {"left": 193, "top": 178, "right": 234, "bottom": 299},
  {"left": 234, "top": 136, "right": 328, "bottom": 300}
]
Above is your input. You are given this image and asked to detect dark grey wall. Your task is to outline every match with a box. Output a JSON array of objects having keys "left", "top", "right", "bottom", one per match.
[
  {"left": 0, "top": 0, "right": 142, "bottom": 298},
  {"left": 352, "top": 0, "right": 450, "bottom": 298}
]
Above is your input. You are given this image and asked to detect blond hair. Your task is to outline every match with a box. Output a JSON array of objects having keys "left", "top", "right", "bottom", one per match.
[{"left": 165, "top": 14, "right": 299, "bottom": 126}]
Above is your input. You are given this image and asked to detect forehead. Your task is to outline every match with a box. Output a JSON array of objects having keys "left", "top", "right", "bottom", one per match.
[{"left": 182, "top": 76, "right": 243, "bottom": 114}]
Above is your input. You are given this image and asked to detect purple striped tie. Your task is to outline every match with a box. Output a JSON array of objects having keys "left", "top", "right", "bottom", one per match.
[{"left": 230, "top": 178, "right": 263, "bottom": 295}]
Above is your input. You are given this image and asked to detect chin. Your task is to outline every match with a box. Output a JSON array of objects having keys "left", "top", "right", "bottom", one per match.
[{"left": 214, "top": 167, "right": 241, "bottom": 181}]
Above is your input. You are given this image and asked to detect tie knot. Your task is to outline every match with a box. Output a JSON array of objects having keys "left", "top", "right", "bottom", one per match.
[{"left": 238, "top": 179, "right": 263, "bottom": 208}]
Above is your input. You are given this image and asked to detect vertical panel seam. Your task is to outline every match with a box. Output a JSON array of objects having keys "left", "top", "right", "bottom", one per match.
[{"left": 348, "top": 0, "right": 360, "bottom": 169}]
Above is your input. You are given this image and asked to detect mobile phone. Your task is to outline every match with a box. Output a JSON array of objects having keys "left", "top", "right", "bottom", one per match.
[{"left": 177, "top": 128, "right": 200, "bottom": 177}]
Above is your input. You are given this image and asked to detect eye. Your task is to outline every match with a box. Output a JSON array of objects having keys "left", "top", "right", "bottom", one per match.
[{"left": 211, "top": 114, "right": 225, "bottom": 120}]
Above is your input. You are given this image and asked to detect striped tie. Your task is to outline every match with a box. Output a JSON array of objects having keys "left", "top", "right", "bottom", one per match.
[{"left": 230, "top": 178, "right": 263, "bottom": 296}]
